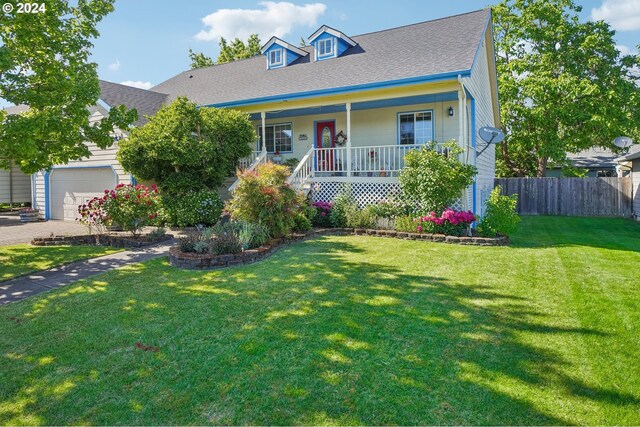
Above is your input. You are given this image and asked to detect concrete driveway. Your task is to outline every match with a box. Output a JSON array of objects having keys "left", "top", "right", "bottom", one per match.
[{"left": 0, "top": 213, "right": 87, "bottom": 245}]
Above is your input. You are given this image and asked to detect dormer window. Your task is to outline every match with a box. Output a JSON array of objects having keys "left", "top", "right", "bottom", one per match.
[
  {"left": 317, "top": 38, "right": 334, "bottom": 57},
  {"left": 261, "top": 36, "right": 308, "bottom": 70},
  {"left": 308, "top": 25, "right": 357, "bottom": 62},
  {"left": 269, "top": 49, "right": 283, "bottom": 67}
]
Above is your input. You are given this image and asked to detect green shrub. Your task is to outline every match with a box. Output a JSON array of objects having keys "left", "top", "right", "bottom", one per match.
[
  {"left": 97, "top": 184, "right": 160, "bottom": 236},
  {"left": 283, "top": 158, "right": 300, "bottom": 170},
  {"left": 395, "top": 215, "right": 417, "bottom": 233},
  {"left": 293, "top": 212, "right": 312, "bottom": 232},
  {"left": 311, "top": 201, "right": 333, "bottom": 227},
  {"left": 162, "top": 189, "right": 223, "bottom": 228},
  {"left": 399, "top": 141, "right": 476, "bottom": 214},
  {"left": 178, "top": 234, "right": 198, "bottom": 252},
  {"left": 330, "top": 189, "right": 356, "bottom": 228},
  {"left": 478, "top": 186, "right": 521, "bottom": 237},
  {"left": 148, "top": 227, "right": 167, "bottom": 239},
  {"left": 209, "top": 232, "right": 243, "bottom": 255},
  {"left": 346, "top": 205, "right": 376, "bottom": 229},
  {"left": 227, "top": 162, "right": 306, "bottom": 238}
]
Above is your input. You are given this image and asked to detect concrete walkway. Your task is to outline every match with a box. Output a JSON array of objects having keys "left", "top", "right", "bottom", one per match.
[
  {"left": 0, "top": 241, "right": 175, "bottom": 305},
  {"left": 0, "top": 213, "right": 87, "bottom": 245}
]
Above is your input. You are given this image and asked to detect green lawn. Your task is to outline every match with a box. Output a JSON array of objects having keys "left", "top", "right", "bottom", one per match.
[
  {"left": 0, "top": 244, "right": 122, "bottom": 282},
  {"left": 1, "top": 216, "right": 639, "bottom": 425}
]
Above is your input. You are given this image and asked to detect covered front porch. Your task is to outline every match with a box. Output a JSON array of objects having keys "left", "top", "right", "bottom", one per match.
[{"left": 233, "top": 83, "right": 475, "bottom": 208}]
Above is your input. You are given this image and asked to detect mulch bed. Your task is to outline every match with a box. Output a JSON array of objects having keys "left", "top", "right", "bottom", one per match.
[
  {"left": 31, "top": 233, "right": 173, "bottom": 248},
  {"left": 169, "top": 228, "right": 508, "bottom": 270}
]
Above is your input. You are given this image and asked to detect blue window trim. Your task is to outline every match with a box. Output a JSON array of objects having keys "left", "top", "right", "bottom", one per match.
[
  {"left": 396, "top": 109, "right": 435, "bottom": 145},
  {"left": 43, "top": 171, "right": 50, "bottom": 220},
  {"left": 256, "top": 122, "right": 294, "bottom": 154},
  {"left": 471, "top": 97, "right": 477, "bottom": 218}
]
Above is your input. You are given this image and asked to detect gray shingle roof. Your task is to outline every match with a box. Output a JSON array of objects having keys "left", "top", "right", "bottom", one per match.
[
  {"left": 98, "top": 80, "right": 169, "bottom": 126},
  {"left": 152, "top": 9, "right": 491, "bottom": 106}
]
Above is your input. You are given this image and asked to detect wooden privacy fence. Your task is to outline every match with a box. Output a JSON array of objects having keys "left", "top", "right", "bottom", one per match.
[{"left": 494, "top": 177, "right": 632, "bottom": 217}]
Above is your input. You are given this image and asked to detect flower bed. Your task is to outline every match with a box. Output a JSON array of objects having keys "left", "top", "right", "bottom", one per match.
[
  {"left": 169, "top": 228, "right": 508, "bottom": 270},
  {"left": 31, "top": 233, "right": 173, "bottom": 248}
]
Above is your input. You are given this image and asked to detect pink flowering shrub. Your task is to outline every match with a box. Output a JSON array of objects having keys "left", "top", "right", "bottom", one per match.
[
  {"left": 414, "top": 209, "right": 476, "bottom": 236},
  {"left": 311, "top": 201, "right": 333, "bottom": 227},
  {"left": 78, "top": 183, "right": 160, "bottom": 236}
]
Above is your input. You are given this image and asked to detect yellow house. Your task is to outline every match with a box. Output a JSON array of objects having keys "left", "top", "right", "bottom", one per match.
[
  {"left": 32, "top": 8, "right": 499, "bottom": 220},
  {"left": 154, "top": 8, "right": 500, "bottom": 214}
]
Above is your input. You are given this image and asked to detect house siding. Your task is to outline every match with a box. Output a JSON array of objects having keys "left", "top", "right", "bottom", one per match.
[
  {"left": 464, "top": 25, "right": 498, "bottom": 217},
  {"left": 254, "top": 101, "right": 460, "bottom": 161},
  {"left": 0, "top": 164, "right": 31, "bottom": 204},
  {"left": 32, "top": 105, "right": 131, "bottom": 219}
]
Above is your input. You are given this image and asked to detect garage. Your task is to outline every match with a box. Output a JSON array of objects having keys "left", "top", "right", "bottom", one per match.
[{"left": 49, "top": 167, "right": 117, "bottom": 221}]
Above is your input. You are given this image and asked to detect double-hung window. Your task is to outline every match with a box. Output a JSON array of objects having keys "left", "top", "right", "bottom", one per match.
[
  {"left": 269, "top": 49, "right": 283, "bottom": 67},
  {"left": 258, "top": 123, "right": 293, "bottom": 153},
  {"left": 398, "top": 111, "right": 433, "bottom": 145},
  {"left": 317, "top": 38, "right": 334, "bottom": 57}
]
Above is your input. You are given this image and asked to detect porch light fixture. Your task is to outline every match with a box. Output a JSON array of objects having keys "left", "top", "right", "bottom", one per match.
[{"left": 448, "top": 106, "right": 454, "bottom": 117}]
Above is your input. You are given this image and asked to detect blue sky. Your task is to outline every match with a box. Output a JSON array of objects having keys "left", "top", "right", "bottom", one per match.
[{"left": 92, "top": 0, "right": 640, "bottom": 90}]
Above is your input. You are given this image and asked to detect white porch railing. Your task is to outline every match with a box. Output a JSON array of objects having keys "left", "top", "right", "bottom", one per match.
[
  {"left": 238, "top": 150, "right": 262, "bottom": 170},
  {"left": 287, "top": 147, "right": 314, "bottom": 192},
  {"left": 229, "top": 150, "right": 267, "bottom": 192}
]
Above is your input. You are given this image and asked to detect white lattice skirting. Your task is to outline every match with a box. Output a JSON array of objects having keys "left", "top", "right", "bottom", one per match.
[{"left": 310, "top": 180, "right": 465, "bottom": 211}]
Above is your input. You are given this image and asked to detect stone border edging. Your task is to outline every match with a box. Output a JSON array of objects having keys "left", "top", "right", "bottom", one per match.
[
  {"left": 31, "top": 233, "right": 173, "bottom": 248},
  {"left": 169, "top": 228, "right": 508, "bottom": 270}
]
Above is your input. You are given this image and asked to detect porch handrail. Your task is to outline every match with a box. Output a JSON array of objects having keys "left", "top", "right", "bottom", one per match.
[
  {"left": 350, "top": 143, "right": 444, "bottom": 174},
  {"left": 229, "top": 149, "right": 267, "bottom": 192},
  {"left": 287, "top": 147, "right": 314, "bottom": 192},
  {"left": 237, "top": 150, "right": 262, "bottom": 170}
]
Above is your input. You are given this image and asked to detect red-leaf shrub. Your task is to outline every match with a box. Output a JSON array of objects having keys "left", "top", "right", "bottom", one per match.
[{"left": 414, "top": 209, "right": 476, "bottom": 236}]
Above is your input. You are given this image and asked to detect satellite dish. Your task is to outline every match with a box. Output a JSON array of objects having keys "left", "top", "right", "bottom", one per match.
[
  {"left": 479, "top": 126, "right": 505, "bottom": 144},
  {"left": 613, "top": 136, "right": 633, "bottom": 149}
]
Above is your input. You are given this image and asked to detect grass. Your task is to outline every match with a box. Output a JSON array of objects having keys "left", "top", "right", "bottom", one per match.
[
  {"left": 0, "top": 245, "right": 122, "bottom": 282},
  {"left": 1, "top": 216, "right": 639, "bottom": 425}
]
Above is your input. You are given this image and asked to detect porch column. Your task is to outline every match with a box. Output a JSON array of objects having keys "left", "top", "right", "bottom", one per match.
[
  {"left": 261, "top": 111, "right": 267, "bottom": 153},
  {"left": 458, "top": 90, "right": 464, "bottom": 149},
  {"left": 346, "top": 101, "right": 351, "bottom": 177}
]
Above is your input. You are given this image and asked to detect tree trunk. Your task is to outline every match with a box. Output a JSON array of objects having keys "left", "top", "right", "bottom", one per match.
[{"left": 536, "top": 156, "right": 548, "bottom": 177}]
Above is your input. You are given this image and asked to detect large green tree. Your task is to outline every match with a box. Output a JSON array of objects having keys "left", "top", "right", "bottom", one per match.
[
  {"left": 117, "top": 97, "right": 254, "bottom": 193},
  {"left": 0, "top": 0, "right": 136, "bottom": 174},
  {"left": 188, "top": 34, "right": 262, "bottom": 69},
  {"left": 494, "top": 0, "right": 640, "bottom": 177}
]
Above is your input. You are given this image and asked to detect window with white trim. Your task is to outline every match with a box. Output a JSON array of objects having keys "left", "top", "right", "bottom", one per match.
[
  {"left": 269, "top": 49, "right": 283, "bottom": 67},
  {"left": 258, "top": 123, "right": 293, "bottom": 153},
  {"left": 317, "top": 38, "right": 334, "bottom": 57},
  {"left": 398, "top": 111, "right": 433, "bottom": 145}
]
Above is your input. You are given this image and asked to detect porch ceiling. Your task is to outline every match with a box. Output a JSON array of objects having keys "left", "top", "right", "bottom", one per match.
[{"left": 248, "top": 91, "right": 458, "bottom": 120}]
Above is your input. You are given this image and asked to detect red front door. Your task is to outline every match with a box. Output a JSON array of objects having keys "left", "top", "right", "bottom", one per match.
[{"left": 315, "top": 121, "right": 335, "bottom": 172}]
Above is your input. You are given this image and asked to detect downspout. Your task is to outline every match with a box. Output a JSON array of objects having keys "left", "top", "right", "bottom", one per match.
[{"left": 458, "top": 74, "right": 471, "bottom": 212}]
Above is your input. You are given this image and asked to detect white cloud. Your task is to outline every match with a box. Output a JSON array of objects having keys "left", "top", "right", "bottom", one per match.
[
  {"left": 108, "top": 59, "right": 121, "bottom": 71},
  {"left": 120, "top": 80, "right": 153, "bottom": 90},
  {"left": 591, "top": 0, "right": 640, "bottom": 31},
  {"left": 195, "top": 1, "right": 327, "bottom": 42}
]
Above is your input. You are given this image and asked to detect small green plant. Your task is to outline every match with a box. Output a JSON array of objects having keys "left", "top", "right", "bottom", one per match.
[
  {"left": 399, "top": 141, "right": 476, "bottom": 214},
  {"left": 235, "top": 221, "right": 270, "bottom": 250},
  {"left": 148, "top": 227, "right": 167, "bottom": 239},
  {"left": 193, "top": 240, "right": 210, "bottom": 254},
  {"left": 330, "top": 188, "right": 356, "bottom": 228},
  {"left": 346, "top": 205, "right": 376, "bottom": 229},
  {"left": 395, "top": 215, "right": 417, "bottom": 233},
  {"left": 293, "top": 212, "right": 312, "bottom": 232},
  {"left": 178, "top": 234, "right": 198, "bottom": 252},
  {"left": 478, "top": 186, "right": 521, "bottom": 237},
  {"left": 209, "top": 232, "right": 243, "bottom": 255}
]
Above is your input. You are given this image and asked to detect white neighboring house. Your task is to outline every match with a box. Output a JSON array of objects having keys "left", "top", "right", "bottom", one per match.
[
  {"left": 30, "top": 81, "right": 168, "bottom": 220},
  {"left": 1, "top": 105, "right": 32, "bottom": 207},
  {"left": 616, "top": 146, "right": 640, "bottom": 219}
]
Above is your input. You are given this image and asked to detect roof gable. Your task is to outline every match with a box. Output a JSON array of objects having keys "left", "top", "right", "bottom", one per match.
[{"left": 152, "top": 9, "right": 492, "bottom": 106}]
